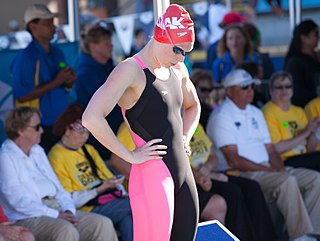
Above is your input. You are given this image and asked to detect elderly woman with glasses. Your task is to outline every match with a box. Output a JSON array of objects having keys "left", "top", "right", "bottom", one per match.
[
  {"left": 262, "top": 71, "right": 320, "bottom": 171},
  {"left": 0, "top": 106, "right": 118, "bottom": 241},
  {"left": 48, "top": 104, "right": 133, "bottom": 241}
]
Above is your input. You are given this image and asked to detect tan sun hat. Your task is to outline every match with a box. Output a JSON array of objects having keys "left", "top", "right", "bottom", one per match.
[{"left": 24, "top": 3, "right": 60, "bottom": 25}]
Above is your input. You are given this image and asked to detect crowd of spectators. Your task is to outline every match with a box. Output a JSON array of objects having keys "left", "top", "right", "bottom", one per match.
[{"left": 0, "top": 2, "right": 320, "bottom": 241}]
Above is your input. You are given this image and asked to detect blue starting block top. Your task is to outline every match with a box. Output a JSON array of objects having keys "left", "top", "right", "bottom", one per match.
[{"left": 196, "top": 220, "right": 239, "bottom": 241}]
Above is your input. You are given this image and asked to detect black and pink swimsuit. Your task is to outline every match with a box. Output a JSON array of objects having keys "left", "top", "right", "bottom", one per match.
[{"left": 122, "top": 56, "right": 198, "bottom": 241}]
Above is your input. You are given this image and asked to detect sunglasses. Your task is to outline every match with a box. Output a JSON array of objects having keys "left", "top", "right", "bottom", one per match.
[
  {"left": 273, "top": 85, "right": 292, "bottom": 90},
  {"left": 240, "top": 84, "right": 254, "bottom": 90},
  {"left": 69, "top": 121, "right": 89, "bottom": 134},
  {"left": 198, "top": 87, "right": 214, "bottom": 93},
  {"left": 26, "top": 123, "right": 42, "bottom": 131},
  {"left": 172, "top": 46, "right": 186, "bottom": 56}
]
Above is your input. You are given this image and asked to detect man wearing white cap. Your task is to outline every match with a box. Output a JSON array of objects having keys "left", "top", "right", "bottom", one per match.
[
  {"left": 207, "top": 69, "right": 320, "bottom": 241},
  {"left": 11, "top": 3, "right": 77, "bottom": 153}
]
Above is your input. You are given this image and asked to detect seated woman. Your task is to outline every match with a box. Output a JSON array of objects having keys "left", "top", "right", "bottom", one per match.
[
  {"left": 0, "top": 205, "right": 35, "bottom": 241},
  {"left": 48, "top": 104, "right": 133, "bottom": 241},
  {"left": 212, "top": 24, "right": 260, "bottom": 84},
  {"left": 305, "top": 97, "right": 320, "bottom": 151},
  {"left": 0, "top": 106, "right": 118, "bottom": 241},
  {"left": 262, "top": 71, "right": 320, "bottom": 171}
]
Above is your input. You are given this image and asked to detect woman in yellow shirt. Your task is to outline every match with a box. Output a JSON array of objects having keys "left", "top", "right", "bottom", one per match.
[
  {"left": 262, "top": 71, "right": 320, "bottom": 171},
  {"left": 48, "top": 104, "right": 133, "bottom": 241}
]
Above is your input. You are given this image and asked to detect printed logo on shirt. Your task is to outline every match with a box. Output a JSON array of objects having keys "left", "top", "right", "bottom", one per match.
[
  {"left": 234, "top": 122, "right": 241, "bottom": 129},
  {"left": 251, "top": 118, "right": 258, "bottom": 129},
  {"left": 287, "top": 121, "right": 299, "bottom": 136},
  {"left": 161, "top": 90, "right": 168, "bottom": 96},
  {"left": 76, "top": 161, "right": 99, "bottom": 188}
]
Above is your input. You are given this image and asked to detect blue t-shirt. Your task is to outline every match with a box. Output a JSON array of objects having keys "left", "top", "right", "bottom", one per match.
[
  {"left": 75, "top": 52, "right": 114, "bottom": 107},
  {"left": 212, "top": 52, "right": 259, "bottom": 84},
  {"left": 11, "top": 39, "right": 69, "bottom": 126}
]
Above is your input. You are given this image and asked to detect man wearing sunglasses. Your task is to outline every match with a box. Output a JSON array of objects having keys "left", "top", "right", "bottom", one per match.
[{"left": 207, "top": 69, "right": 320, "bottom": 241}]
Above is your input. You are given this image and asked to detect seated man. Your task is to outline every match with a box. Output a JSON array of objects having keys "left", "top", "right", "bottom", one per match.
[
  {"left": 207, "top": 69, "right": 320, "bottom": 241},
  {"left": 262, "top": 71, "right": 320, "bottom": 171},
  {"left": 0, "top": 106, "right": 118, "bottom": 241}
]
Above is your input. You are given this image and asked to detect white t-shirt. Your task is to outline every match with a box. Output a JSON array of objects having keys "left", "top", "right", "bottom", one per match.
[
  {"left": 206, "top": 98, "right": 271, "bottom": 164},
  {"left": 25, "top": 155, "right": 57, "bottom": 198}
]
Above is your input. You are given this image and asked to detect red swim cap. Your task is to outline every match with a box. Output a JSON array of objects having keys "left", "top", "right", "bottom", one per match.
[{"left": 154, "top": 4, "right": 195, "bottom": 44}]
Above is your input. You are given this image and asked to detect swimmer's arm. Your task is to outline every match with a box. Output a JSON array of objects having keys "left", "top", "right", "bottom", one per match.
[
  {"left": 180, "top": 64, "right": 201, "bottom": 142},
  {"left": 82, "top": 61, "right": 138, "bottom": 164}
]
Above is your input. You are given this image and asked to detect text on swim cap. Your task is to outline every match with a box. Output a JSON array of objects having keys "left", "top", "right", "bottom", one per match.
[{"left": 157, "top": 17, "right": 186, "bottom": 30}]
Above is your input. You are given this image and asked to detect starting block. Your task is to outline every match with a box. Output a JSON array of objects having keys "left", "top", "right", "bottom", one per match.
[{"left": 196, "top": 220, "right": 239, "bottom": 241}]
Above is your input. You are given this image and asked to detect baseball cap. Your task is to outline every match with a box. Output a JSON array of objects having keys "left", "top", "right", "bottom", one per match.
[
  {"left": 224, "top": 69, "right": 261, "bottom": 88},
  {"left": 219, "top": 11, "right": 247, "bottom": 28},
  {"left": 24, "top": 3, "right": 60, "bottom": 24},
  {"left": 154, "top": 4, "right": 194, "bottom": 44}
]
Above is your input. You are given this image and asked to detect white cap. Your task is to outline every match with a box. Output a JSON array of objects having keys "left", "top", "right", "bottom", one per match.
[
  {"left": 24, "top": 3, "right": 60, "bottom": 25},
  {"left": 224, "top": 69, "right": 261, "bottom": 88}
]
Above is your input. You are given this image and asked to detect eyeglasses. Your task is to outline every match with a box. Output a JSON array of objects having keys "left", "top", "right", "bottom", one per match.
[
  {"left": 69, "top": 121, "right": 89, "bottom": 134},
  {"left": 162, "top": 22, "right": 188, "bottom": 57},
  {"left": 172, "top": 46, "right": 186, "bottom": 56},
  {"left": 240, "top": 84, "right": 254, "bottom": 90},
  {"left": 198, "top": 87, "right": 214, "bottom": 93},
  {"left": 26, "top": 123, "right": 42, "bottom": 131},
  {"left": 273, "top": 85, "right": 292, "bottom": 90}
]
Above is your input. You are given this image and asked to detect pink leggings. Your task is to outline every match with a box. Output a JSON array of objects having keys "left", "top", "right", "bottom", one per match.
[{"left": 129, "top": 159, "right": 174, "bottom": 241}]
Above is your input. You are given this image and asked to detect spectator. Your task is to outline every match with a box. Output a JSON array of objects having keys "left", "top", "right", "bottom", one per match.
[
  {"left": 212, "top": 24, "right": 259, "bottom": 84},
  {"left": 207, "top": 68, "right": 320, "bottom": 241},
  {"left": 190, "top": 69, "right": 218, "bottom": 127},
  {"left": 0, "top": 106, "right": 118, "bottom": 241},
  {"left": 11, "top": 3, "right": 77, "bottom": 153},
  {"left": 48, "top": 104, "right": 133, "bottom": 241},
  {"left": 75, "top": 24, "right": 123, "bottom": 160},
  {"left": 305, "top": 97, "right": 320, "bottom": 151},
  {"left": 207, "top": 11, "right": 247, "bottom": 70},
  {"left": 190, "top": 68, "right": 275, "bottom": 241},
  {"left": 262, "top": 71, "right": 320, "bottom": 171},
  {"left": 242, "top": 22, "right": 274, "bottom": 80},
  {"left": 284, "top": 19, "right": 320, "bottom": 107},
  {"left": 190, "top": 123, "right": 276, "bottom": 241},
  {"left": 0, "top": 205, "right": 35, "bottom": 241},
  {"left": 127, "top": 28, "right": 147, "bottom": 57},
  {"left": 234, "top": 61, "right": 268, "bottom": 108}
]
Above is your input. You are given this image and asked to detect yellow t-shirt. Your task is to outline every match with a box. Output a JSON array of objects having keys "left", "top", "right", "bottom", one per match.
[
  {"left": 189, "top": 124, "right": 212, "bottom": 168},
  {"left": 262, "top": 101, "right": 308, "bottom": 160},
  {"left": 305, "top": 97, "right": 320, "bottom": 150},
  {"left": 48, "top": 144, "right": 114, "bottom": 211},
  {"left": 117, "top": 122, "right": 135, "bottom": 151}
]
